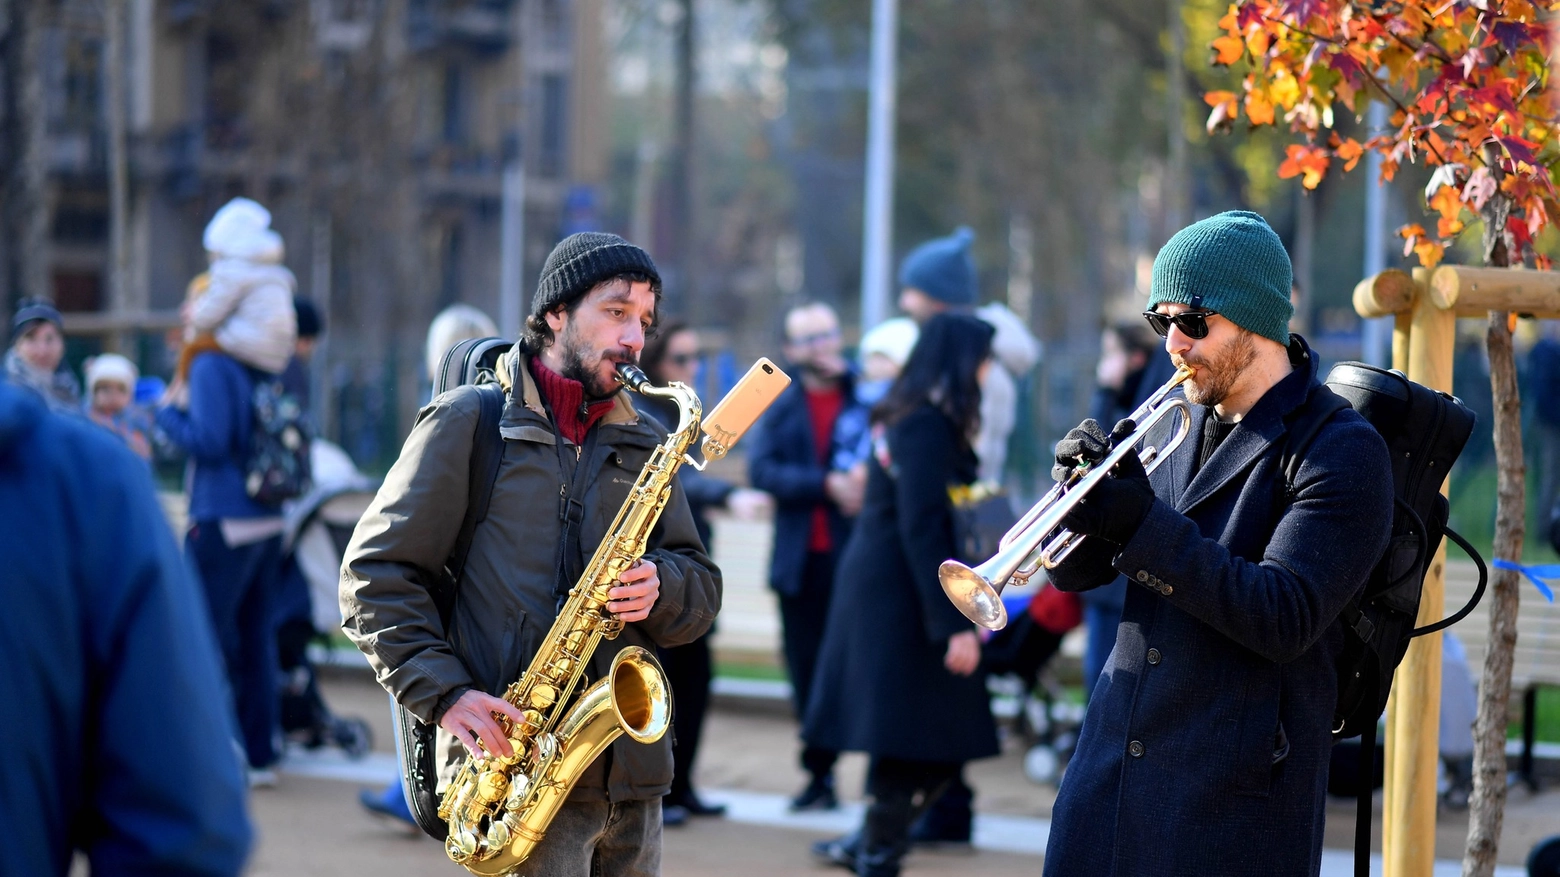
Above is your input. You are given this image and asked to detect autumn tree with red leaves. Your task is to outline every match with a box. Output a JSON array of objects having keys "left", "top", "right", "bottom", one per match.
[{"left": 1201, "top": 2, "right": 1556, "bottom": 875}]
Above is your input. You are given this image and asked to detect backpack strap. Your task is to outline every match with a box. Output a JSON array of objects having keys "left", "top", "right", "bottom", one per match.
[
  {"left": 398, "top": 379, "right": 507, "bottom": 841},
  {"left": 1274, "top": 386, "right": 1365, "bottom": 637},
  {"left": 438, "top": 382, "right": 507, "bottom": 622},
  {"left": 1276, "top": 385, "right": 1351, "bottom": 503}
]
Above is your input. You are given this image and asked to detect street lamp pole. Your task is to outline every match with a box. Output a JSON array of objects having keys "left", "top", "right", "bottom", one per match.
[{"left": 859, "top": 0, "right": 899, "bottom": 330}]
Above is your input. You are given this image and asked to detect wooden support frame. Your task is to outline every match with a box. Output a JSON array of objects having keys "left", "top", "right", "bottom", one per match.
[{"left": 1352, "top": 265, "right": 1558, "bottom": 877}]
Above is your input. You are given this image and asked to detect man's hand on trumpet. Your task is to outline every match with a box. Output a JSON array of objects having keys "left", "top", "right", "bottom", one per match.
[{"left": 1052, "top": 417, "right": 1155, "bottom": 547}]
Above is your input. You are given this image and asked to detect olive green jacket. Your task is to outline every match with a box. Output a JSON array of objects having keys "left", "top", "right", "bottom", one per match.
[{"left": 340, "top": 347, "right": 721, "bottom": 802}]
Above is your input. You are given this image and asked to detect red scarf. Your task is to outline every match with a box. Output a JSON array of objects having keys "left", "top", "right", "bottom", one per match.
[{"left": 528, "top": 357, "right": 617, "bottom": 445}]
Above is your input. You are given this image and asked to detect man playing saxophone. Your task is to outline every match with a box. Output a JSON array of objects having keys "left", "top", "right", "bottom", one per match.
[{"left": 341, "top": 232, "right": 721, "bottom": 876}]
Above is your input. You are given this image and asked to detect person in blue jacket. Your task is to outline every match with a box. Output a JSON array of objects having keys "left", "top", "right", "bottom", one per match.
[
  {"left": 747, "top": 302, "right": 866, "bottom": 812},
  {"left": 1042, "top": 212, "right": 1393, "bottom": 877},
  {"left": 0, "top": 379, "right": 251, "bottom": 876},
  {"left": 158, "top": 342, "right": 290, "bottom": 782}
]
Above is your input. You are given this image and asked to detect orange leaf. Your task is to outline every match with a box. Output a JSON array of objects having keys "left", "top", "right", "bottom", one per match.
[
  {"left": 1334, "top": 137, "right": 1364, "bottom": 172},
  {"left": 1428, "top": 184, "right": 1464, "bottom": 221},
  {"left": 1278, "top": 144, "right": 1330, "bottom": 190},
  {"left": 1413, "top": 239, "right": 1445, "bottom": 268},
  {"left": 1205, "top": 90, "right": 1239, "bottom": 109},
  {"left": 1397, "top": 224, "right": 1443, "bottom": 268},
  {"left": 1213, "top": 34, "right": 1245, "bottom": 65},
  {"left": 1246, "top": 90, "right": 1276, "bottom": 126}
]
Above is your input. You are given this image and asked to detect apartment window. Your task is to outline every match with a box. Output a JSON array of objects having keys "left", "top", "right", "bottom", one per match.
[
  {"left": 539, "top": 0, "right": 568, "bottom": 48},
  {"left": 59, "top": 35, "right": 103, "bottom": 133},
  {"left": 538, "top": 74, "right": 566, "bottom": 178},
  {"left": 443, "top": 62, "right": 466, "bottom": 144}
]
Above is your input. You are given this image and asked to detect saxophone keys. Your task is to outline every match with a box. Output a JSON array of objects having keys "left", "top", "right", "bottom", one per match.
[
  {"left": 486, "top": 819, "right": 511, "bottom": 850},
  {"left": 450, "top": 828, "right": 479, "bottom": 860},
  {"left": 475, "top": 768, "right": 509, "bottom": 804},
  {"left": 505, "top": 774, "right": 531, "bottom": 810},
  {"left": 528, "top": 683, "right": 558, "bottom": 708}
]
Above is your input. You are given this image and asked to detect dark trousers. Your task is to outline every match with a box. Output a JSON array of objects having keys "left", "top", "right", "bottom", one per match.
[
  {"left": 660, "top": 632, "right": 713, "bottom": 804},
  {"left": 779, "top": 549, "right": 839, "bottom": 780},
  {"left": 863, "top": 757, "right": 961, "bottom": 864},
  {"left": 187, "top": 522, "right": 281, "bottom": 769}
]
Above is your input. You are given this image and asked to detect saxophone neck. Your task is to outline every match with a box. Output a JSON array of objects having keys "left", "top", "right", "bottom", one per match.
[{"left": 615, "top": 363, "right": 702, "bottom": 437}]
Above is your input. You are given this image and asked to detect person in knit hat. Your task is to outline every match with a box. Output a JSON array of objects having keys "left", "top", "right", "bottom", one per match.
[
  {"left": 1038, "top": 210, "right": 1395, "bottom": 877},
  {"left": 84, "top": 353, "right": 153, "bottom": 461},
  {"left": 892, "top": 228, "right": 1042, "bottom": 847},
  {"left": 895, "top": 227, "right": 1042, "bottom": 483},
  {"left": 341, "top": 231, "right": 718, "bottom": 873},
  {"left": 6, "top": 298, "right": 82, "bottom": 413}
]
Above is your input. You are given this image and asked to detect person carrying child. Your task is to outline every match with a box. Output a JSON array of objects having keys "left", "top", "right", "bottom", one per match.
[{"left": 156, "top": 196, "right": 299, "bottom": 786}]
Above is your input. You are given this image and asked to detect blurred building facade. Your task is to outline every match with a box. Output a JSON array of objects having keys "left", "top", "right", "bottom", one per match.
[{"left": 0, "top": 0, "right": 609, "bottom": 469}]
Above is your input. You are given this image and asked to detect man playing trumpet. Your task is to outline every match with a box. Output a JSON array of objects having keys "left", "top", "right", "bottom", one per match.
[{"left": 1041, "top": 211, "right": 1392, "bottom": 877}]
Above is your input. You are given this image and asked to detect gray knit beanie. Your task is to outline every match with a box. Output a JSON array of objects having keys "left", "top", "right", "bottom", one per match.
[
  {"left": 1147, "top": 211, "right": 1293, "bottom": 346},
  {"left": 532, "top": 232, "right": 661, "bottom": 319}
]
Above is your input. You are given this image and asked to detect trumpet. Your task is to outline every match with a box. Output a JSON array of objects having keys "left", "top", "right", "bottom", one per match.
[{"left": 939, "top": 365, "right": 1195, "bottom": 630}]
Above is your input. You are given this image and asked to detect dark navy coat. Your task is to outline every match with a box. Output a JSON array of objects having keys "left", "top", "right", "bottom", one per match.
[
  {"left": 747, "top": 371, "right": 862, "bottom": 595},
  {"left": 802, "top": 405, "right": 1000, "bottom": 763},
  {"left": 0, "top": 381, "right": 252, "bottom": 876},
  {"left": 1043, "top": 338, "right": 1393, "bottom": 877}
]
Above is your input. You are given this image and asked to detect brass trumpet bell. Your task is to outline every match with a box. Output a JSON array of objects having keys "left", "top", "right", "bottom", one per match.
[{"left": 939, "top": 365, "right": 1195, "bottom": 630}]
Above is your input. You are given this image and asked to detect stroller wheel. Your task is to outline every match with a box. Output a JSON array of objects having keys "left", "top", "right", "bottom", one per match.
[
  {"left": 1025, "top": 744, "right": 1061, "bottom": 785},
  {"left": 333, "top": 717, "right": 374, "bottom": 760}
]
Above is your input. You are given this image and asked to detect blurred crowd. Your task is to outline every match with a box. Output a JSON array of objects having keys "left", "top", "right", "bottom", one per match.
[{"left": 7, "top": 196, "right": 1560, "bottom": 877}]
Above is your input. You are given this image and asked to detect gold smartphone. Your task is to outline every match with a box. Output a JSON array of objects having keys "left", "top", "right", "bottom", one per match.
[{"left": 700, "top": 358, "right": 791, "bottom": 460}]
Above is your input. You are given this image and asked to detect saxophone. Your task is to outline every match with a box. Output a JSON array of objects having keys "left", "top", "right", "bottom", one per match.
[{"left": 438, "top": 362, "right": 706, "bottom": 876}]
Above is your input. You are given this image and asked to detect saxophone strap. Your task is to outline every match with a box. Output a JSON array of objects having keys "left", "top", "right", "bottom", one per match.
[{"left": 543, "top": 398, "right": 601, "bottom": 611}]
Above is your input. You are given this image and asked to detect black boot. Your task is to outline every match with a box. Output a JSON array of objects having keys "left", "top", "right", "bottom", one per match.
[
  {"left": 810, "top": 830, "right": 860, "bottom": 871},
  {"left": 855, "top": 789, "right": 913, "bottom": 877},
  {"left": 909, "top": 775, "right": 972, "bottom": 845},
  {"left": 790, "top": 774, "right": 838, "bottom": 812},
  {"left": 856, "top": 847, "right": 902, "bottom": 877}
]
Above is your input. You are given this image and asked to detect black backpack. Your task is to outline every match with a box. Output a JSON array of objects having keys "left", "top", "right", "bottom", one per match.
[
  {"left": 244, "top": 375, "right": 313, "bottom": 507},
  {"left": 1277, "top": 361, "right": 1487, "bottom": 877},
  {"left": 393, "top": 336, "right": 511, "bottom": 840}
]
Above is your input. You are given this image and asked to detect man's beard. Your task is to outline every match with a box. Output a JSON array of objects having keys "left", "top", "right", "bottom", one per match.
[
  {"left": 557, "top": 324, "right": 633, "bottom": 399},
  {"left": 1176, "top": 330, "right": 1257, "bottom": 408}
]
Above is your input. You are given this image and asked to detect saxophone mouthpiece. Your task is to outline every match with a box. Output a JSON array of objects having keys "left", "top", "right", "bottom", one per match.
[{"left": 615, "top": 363, "right": 651, "bottom": 392}]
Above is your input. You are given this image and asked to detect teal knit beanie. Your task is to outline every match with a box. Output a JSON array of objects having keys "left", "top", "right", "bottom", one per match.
[
  {"left": 1147, "top": 210, "right": 1293, "bottom": 346},
  {"left": 899, "top": 227, "right": 977, "bottom": 306}
]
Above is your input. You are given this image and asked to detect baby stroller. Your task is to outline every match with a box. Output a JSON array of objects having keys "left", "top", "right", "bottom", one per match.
[
  {"left": 274, "top": 439, "right": 379, "bottom": 759},
  {"left": 982, "top": 585, "right": 1087, "bottom": 786}
]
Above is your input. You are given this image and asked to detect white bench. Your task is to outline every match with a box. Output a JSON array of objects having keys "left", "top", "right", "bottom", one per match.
[{"left": 1444, "top": 559, "right": 1560, "bottom": 788}]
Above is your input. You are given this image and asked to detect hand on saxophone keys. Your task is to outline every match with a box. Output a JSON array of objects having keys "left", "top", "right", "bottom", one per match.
[
  {"left": 439, "top": 690, "right": 528, "bottom": 759},
  {"left": 607, "top": 558, "right": 661, "bottom": 622}
]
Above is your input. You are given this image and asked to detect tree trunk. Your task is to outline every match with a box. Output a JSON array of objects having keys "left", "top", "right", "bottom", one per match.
[
  {"left": 1462, "top": 180, "right": 1523, "bottom": 877},
  {"left": 105, "top": 0, "right": 131, "bottom": 352},
  {"left": 4, "top": 0, "right": 50, "bottom": 309},
  {"left": 668, "top": 0, "right": 695, "bottom": 309}
]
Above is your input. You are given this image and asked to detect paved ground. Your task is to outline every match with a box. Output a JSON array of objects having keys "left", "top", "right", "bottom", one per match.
[{"left": 237, "top": 668, "right": 1558, "bottom": 876}]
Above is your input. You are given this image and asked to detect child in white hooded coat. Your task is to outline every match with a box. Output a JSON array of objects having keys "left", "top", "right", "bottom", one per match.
[{"left": 179, "top": 198, "right": 297, "bottom": 380}]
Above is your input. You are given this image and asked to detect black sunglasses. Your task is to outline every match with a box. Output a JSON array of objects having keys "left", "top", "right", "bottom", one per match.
[
  {"left": 1142, "top": 308, "right": 1218, "bottom": 340},
  {"left": 667, "top": 353, "right": 699, "bottom": 366}
]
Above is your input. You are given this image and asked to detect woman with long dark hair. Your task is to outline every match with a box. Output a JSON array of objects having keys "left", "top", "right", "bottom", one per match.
[
  {"left": 803, "top": 313, "right": 1000, "bottom": 877},
  {"left": 635, "top": 321, "right": 769, "bottom": 825}
]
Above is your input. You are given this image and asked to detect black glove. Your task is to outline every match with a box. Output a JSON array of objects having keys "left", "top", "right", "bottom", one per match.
[
  {"left": 1057, "top": 435, "right": 1154, "bottom": 547},
  {"left": 1052, "top": 418, "right": 1138, "bottom": 483},
  {"left": 1052, "top": 418, "right": 1110, "bottom": 483}
]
